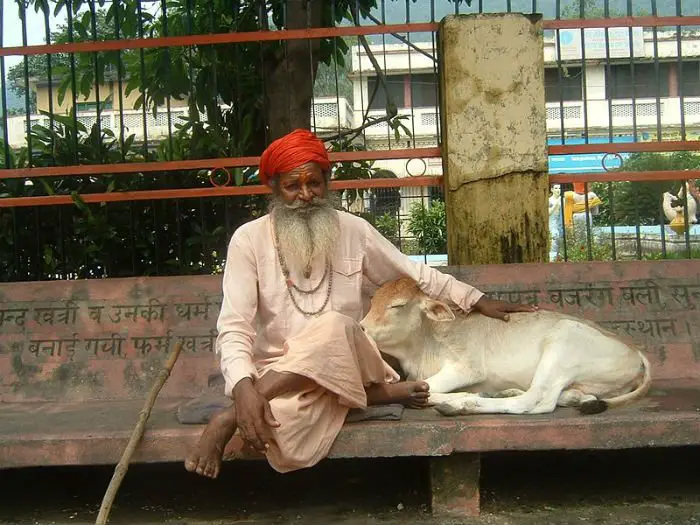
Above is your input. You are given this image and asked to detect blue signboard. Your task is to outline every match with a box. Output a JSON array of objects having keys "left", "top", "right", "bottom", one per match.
[{"left": 547, "top": 135, "right": 644, "bottom": 174}]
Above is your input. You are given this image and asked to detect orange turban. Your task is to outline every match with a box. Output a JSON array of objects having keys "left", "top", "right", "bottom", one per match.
[{"left": 258, "top": 129, "right": 331, "bottom": 186}]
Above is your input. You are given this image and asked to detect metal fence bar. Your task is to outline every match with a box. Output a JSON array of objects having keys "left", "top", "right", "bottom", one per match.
[
  {"left": 0, "top": 147, "right": 443, "bottom": 180},
  {"left": 3, "top": 17, "right": 700, "bottom": 59},
  {"left": 405, "top": 0, "right": 417, "bottom": 147},
  {"left": 160, "top": 0, "right": 175, "bottom": 159},
  {"left": 1, "top": 139, "right": 697, "bottom": 180},
  {"left": 544, "top": 17, "right": 700, "bottom": 30},
  {"left": 114, "top": 0, "right": 126, "bottom": 158},
  {"left": 136, "top": 0, "right": 150, "bottom": 157},
  {"left": 89, "top": 0, "right": 103, "bottom": 164},
  {"left": 650, "top": 0, "right": 663, "bottom": 142},
  {"left": 0, "top": 23, "right": 444, "bottom": 57},
  {"left": 66, "top": 0, "right": 80, "bottom": 164},
  {"left": 19, "top": 1, "right": 32, "bottom": 167},
  {"left": 0, "top": 175, "right": 445, "bottom": 208},
  {"left": 551, "top": 170, "right": 700, "bottom": 184},
  {"left": 4, "top": 167, "right": 699, "bottom": 209},
  {"left": 0, "top": 3, "right": 11, "bottom": 168},
  {"left": 549, "top": 142, "right": 700, "bottom": 154}
]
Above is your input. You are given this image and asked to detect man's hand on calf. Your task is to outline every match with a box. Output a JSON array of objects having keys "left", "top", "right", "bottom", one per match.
[
  {"left": 233, "top": 378, "right": 280, "bottom": 453},
  {"left": 473, "top": 296, "right": 538, "bottom": 322}
]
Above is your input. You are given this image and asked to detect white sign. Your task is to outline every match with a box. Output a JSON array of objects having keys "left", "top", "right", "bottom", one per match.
[{"left": 557, "top": 27, "right": 645, "bottom": 60}]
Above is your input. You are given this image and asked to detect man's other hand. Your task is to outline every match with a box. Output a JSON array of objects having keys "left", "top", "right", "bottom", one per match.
[
  {"left": 473, "top": 295, "right": 538, "bottom": 322},
  {"left": 233, "top": 378, "right": 280, "bottom": 453}
]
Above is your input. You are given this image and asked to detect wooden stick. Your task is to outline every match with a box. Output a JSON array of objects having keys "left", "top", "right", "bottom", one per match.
[{"left": 95, "top": 341, "right": 183, "bottom": 525}]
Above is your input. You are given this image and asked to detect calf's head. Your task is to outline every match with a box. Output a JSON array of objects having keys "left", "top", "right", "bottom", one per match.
[{"left": 360, "top": 278, "right": 455, "bottom": 356}]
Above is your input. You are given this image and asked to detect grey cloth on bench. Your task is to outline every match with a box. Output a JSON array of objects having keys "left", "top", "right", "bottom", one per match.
[
  {"left": 176, "top": 392, "right": 234, "bottom": 425},
  {"left": 176, "top": 392, "right": 404, "bottom": 425},
  {"left": 345, "top": 403, "right": 404, "bottom": 423}
]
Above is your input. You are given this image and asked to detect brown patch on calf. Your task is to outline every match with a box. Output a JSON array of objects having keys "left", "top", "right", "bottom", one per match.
[{"left": 366, "top": 277, "right": 423, "bottom": 323}]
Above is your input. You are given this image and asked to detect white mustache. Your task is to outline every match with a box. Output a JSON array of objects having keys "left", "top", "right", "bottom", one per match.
[{"left": 282, "top": 198, "right": 328, "bottom": 211}]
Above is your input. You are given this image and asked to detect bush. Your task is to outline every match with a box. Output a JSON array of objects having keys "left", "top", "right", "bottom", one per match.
[
  {"left": 374, "top": 213, "right": 400, "bottom": 247},
  {"left": 406, "top": 201, "right": 447, "bottom": 255},
  {"left": 559, "top": 222, "right": 614, "bottom": 262}
]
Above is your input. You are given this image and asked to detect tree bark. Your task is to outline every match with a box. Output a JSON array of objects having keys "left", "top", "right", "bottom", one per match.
[{"left": 263, "top": 0, "right": 324, "bottom": 141}]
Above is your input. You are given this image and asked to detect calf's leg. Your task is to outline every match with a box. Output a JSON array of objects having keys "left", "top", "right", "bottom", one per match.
[{"left": 424, "top": 361, "right": 485, "bottom": 394}]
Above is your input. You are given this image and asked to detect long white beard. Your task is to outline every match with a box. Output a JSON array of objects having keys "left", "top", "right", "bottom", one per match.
[{"left": 270, "top": 196, "right": 340, "bottom": 275}]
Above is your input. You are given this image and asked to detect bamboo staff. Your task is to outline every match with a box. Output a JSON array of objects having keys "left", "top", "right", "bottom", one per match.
[{"left": 95, "top": 341, "right": 183, "bottom": 525}]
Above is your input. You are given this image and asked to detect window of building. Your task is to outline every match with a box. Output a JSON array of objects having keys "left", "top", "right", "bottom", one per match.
[
  {"left": 545, "top": 67, "right": 583, "bottom": 103},
  {"left": 606, "top": 63, "right": 671, "bottom": 99},
  {"left": 410, "top": 73, "right": 438, "bottom": 108},
  {"left": 681, "top": 61, "right": 700, "bottom": 97},
  {"left": 76, "top": 101, "right": 113, "bottom": 112},
  {"left": 367, "top": 75, "right": 406, "bottom": 111},
  {"left": 367, "top": 72, "right": 439, "bottom": 110}
]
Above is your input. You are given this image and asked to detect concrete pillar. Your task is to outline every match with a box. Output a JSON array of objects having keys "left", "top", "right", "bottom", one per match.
[
  {"left": 439, "top": 14, "right": 549, "bottom": 265},
  {"left": 430, "top": 453, "right": 481, "bottom": 517}
]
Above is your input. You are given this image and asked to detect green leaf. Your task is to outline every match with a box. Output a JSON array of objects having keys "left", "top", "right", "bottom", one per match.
[
  {"left": 53, "top": 0, "right": 66, "bottom": 16},
  {"left": 57, "top": 75, "right": 72, "bottom": 107},
  {"left": 70, "top": 191, "right": 91, "bottom": 215},
  {"left": 39, "top": 178, "right": 56, "bottom": 195},
  {"left": 43, "top": 245, "right": 54, "bottom": 266},
  {"left": 79, "top": 72, "right": 93, "bottom": 98},
  {"left": 75, "top": 18, "right": 88, "bottom": 40},
  {"left": 233, "top": 167, "right": 244, "bottom": 186}
]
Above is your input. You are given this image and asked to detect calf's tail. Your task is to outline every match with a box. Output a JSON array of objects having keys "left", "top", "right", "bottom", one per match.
[{"left": 578, "top": 351, "right": 652, "bottom": 415}]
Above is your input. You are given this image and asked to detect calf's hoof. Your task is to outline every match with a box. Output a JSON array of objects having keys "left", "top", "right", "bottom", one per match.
[{"left": 435, "top": 401, "right": 467, "bottom": 416}]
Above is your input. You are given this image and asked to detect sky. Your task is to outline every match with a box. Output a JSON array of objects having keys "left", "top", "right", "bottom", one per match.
[{"left": 2, "top": 3, "right": 64, "bottom": 69}]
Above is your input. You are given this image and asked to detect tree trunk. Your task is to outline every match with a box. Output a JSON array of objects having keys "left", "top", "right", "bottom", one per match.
[{"left": 263, "top": 0, "right": 323, "bottom": 141}]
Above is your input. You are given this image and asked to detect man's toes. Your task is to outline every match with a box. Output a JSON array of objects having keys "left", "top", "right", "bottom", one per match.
[
  {"left": 412, "top": 391, "right": 430, "bottom": 399},
  {"left": 204, "top": 461, "right": 218, "bottom": 479},
  {"left": 409, "top": 397, "right": 430, "bottom": 409},
  {"left": 184, "top": 458, "right": 197, "bottom": 472},
  {"left": 416, "top": 382, "right": 430, "bottom": 392}
]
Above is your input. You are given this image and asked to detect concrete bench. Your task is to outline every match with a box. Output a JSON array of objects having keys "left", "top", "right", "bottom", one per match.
[{"left": 1, "top": 260, "right": 699, "bottom": 518}]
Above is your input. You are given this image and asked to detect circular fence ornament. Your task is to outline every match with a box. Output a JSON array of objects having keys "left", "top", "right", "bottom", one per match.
[
  {"left": 406, "top": 158, "right": 427, "bottom": 177},
  {"left": 209, "top": 167, "right": 232, "bottom": 188},
  {"left": 601, "top": 152, "right": 624, "bottom": 172}
]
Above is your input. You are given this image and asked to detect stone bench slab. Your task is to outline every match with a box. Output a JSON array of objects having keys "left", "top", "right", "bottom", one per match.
[{"left": 1, "top": 379, "right": 697, "bottom": 470}]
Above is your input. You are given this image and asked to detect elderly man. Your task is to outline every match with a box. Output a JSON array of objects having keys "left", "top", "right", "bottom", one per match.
[{"left": 185, "top": 129, "right": 536, "bottom": 478}]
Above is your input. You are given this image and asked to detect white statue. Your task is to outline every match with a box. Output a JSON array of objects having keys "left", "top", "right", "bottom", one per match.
[
  {"left": 662, "top": 183, "right": 697, "bottom": 225},
  {"left": 548, "top": 185, "right": 563, "bottom": 261}
]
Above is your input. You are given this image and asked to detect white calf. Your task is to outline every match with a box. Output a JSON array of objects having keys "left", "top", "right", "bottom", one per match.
[{"left": 360, "top": 278, "right": 651, "bottom": 416}]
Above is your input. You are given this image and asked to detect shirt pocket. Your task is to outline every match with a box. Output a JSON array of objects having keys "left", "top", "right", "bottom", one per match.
[{"left": 331, "top": 257, "right": 364, "bottom": 320}]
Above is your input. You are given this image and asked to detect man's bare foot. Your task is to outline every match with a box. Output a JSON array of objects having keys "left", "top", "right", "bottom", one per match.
[
  {"left": 184, "top": 408, "right": 237, "bottom": 479},
  {"left": 366, "top": 381, "right": 430, "bottom": 409}
]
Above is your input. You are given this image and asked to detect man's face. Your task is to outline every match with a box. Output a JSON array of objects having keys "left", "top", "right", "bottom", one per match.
[{"left": 276, "top": 162, "right": 327, "bottom": 205}]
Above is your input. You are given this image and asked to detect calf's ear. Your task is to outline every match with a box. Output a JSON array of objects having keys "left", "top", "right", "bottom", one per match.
[{"left": 420, "top": 298, "right": 456, "bottom": 322}]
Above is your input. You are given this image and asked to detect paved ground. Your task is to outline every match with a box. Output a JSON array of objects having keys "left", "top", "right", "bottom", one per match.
[{"left": 1, "top": 447, "right": 699, "bottom": 524}]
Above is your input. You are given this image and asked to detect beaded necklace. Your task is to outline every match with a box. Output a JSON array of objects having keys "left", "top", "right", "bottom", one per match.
[{"left": 272, "top": 218, "right": 332, "bottom": 317}]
